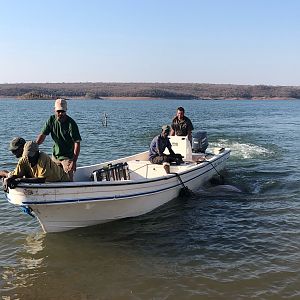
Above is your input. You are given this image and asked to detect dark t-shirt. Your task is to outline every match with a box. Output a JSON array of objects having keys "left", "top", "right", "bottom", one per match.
[
  {"left": 171, "top": 116, "right": 194, "bottom": 136},
  {"left": 41, "top": 115, "right": 82, "bottom": 160},
  {"left": 149, "top": 135, "right": 173, "bottom": 159}
]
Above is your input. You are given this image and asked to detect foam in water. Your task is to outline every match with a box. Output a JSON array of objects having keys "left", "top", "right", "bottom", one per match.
[
  {"left": 195, "top": 184, "right": 243, "bottom": 196},
  {"left": 210, "top": 139, "right": 273, "bottom": 159},
  {"left": 207, "top": 184, "right": 243, "bottom": 194}
]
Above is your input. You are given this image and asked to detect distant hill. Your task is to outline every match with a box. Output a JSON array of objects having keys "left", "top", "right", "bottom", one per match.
[{"left": 0, "top": 82, "right": 300, "bottom": 100}]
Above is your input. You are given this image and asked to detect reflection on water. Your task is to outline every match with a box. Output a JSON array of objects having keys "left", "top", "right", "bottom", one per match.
[
  {"left": 3, "top": 192, "right": 300, "bottom": 299},
  {"left": 23, "top": 233, "right": 45, "bottom": 264},
  {"left": 1, "top": 232, "right": 45, "bottom": 297}
]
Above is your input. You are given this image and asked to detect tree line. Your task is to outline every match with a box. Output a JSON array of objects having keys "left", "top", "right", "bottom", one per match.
[{"left": 0, "top": 82, "right": 300, "bottom": 99}]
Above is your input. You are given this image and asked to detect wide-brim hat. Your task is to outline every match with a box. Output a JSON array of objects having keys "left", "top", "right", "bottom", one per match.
[{"left": 9, "top": 137, "right": 26, "bottom": 151}]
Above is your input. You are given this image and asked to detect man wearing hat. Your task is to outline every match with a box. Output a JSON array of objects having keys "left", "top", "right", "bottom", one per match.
[
  {"left": 36, "top": 98, "right": 81, "bottom": 181},
  {"left": 3, "top": 141, "right": 70, "bottom": 192},
  {"left": 0, "top": 137, "right": 26, "bottom": 178},
  {"left": 9, "top": 137, "right": 26, "bottom": 158},
  {"left": 149, "top": 125, "right": 182, "bottom": 174}
]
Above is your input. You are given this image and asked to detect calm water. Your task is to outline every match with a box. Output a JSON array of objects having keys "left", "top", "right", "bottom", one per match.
[{"left": 0, "top": 99, "right": 300, "bottom": 299}]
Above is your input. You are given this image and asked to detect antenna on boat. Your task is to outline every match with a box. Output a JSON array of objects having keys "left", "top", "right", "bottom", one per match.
[{"left": 102, "top": 113, "right": 108, "bottom": 127}]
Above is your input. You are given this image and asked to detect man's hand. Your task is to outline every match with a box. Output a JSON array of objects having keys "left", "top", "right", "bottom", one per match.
[
  {"left": 0, "top": 170, "right": 9, "bottom": 178},
  {"left": 2, "top": 178, "right": 8, "bottom": 192},
  {"left": 69, "top": 160, "right": 77, "bottom": 172},
  {"left": 2, "top": 177, "right": 18, "bottom": 192}
]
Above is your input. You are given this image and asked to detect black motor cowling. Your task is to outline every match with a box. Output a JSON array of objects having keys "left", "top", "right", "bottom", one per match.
[{"left": 192, "top": 131, "right": 208, "bottom": 153}]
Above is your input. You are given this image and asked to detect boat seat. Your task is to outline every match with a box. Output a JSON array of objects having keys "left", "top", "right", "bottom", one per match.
[{"left": 127, "top": 160, "right": 151, "bottom": 179}]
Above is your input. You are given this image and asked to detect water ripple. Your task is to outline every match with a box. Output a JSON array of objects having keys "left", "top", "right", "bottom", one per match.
[{"left": 1, "top": 99, "right": 300, "bottom": 299}]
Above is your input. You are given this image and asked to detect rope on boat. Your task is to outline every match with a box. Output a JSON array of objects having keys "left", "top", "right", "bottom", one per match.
[
  {"left": 128, "top": 164, "right": 192, "bottom": 197},
  {"left": 199, "top": 156, "right": 225, "bottom": 184},
  {"left": 128, "top": 164, "right": 149, "bottom": 174},
  {"left": 170, "top": 172, "right": 192, "bottom": 197}
]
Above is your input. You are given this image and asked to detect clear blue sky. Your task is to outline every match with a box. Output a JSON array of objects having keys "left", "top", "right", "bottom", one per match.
[{"left": 1, "top": 0, "right": 299, "bottom": 85}]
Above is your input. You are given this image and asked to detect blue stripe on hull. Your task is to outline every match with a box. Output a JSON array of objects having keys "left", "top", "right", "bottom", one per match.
[{"left": 22, "top": 158, "right": 228, "bottom": 205}]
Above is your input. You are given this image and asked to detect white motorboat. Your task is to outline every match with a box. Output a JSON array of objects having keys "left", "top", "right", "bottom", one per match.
[{"left": 5, "top": 136, "right": 230, "bottom": 233}]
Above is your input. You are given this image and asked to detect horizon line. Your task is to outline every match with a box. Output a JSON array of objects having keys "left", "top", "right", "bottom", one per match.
[{"left": 0, "top": 81, "right": 299, "bottom": 88}]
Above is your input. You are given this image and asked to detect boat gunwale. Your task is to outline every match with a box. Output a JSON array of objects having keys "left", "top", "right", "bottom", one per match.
[
  {"left": 10, "top": 149, "right": 230, "bottom": 190},
  {"left": 20, "top": 155, "right": 229, "bottom": 205}
]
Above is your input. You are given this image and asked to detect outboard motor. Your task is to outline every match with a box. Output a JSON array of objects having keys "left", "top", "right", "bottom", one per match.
[{"left": 192, "top": 131, "right": 208, "bottom": 153}]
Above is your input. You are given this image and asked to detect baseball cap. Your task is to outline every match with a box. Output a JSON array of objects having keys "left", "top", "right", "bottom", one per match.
[
  {"left": 55, "top": 98, "right": 67, "bottom": 111},
  {"left": 161, "top": 125, "right": 171, "bottom": 132}
]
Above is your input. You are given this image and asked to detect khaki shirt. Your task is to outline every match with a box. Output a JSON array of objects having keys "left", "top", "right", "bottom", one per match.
[{"left": 11, "top": 152, "right": 70, "bottom": 182}]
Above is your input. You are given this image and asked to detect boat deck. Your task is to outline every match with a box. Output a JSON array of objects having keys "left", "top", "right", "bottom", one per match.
[{"left": 73, "top": 151, "right": 219, "bottom": 183}]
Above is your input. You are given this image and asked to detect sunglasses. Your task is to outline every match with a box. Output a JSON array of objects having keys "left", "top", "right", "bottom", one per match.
[{"left": 56, "top": 110, "right": 66, "bottom": 114}]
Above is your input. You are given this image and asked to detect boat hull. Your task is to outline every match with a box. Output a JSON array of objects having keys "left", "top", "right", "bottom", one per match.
[{"left": 6, "top": 149, "right": 230, "bottom": 232}]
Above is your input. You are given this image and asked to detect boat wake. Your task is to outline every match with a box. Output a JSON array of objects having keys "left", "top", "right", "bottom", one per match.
[{"left": 210, "top": 139, "right": 273, "bottom": 159}]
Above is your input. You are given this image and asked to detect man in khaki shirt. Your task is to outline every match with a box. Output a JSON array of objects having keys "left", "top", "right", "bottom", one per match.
[
  {"left": 0, "top": 137, "right": 26, "bottom": 178},
  {"left": 3, "top": 141, "right": 69, "bottom": 192}
]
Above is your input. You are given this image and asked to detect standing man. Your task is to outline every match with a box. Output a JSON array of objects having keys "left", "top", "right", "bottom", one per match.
[
  {"left": 36, "top": 98, "right": 81, "bottom": 181},
  {"left": 170, "top": 106, "right": 194, "bottom": 142}
]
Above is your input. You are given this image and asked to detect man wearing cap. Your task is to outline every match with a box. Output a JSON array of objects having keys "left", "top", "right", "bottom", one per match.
[
  {"left": 36, "top": 98, "right": 81, "bottom": 181},
  {"left": 170, "top": 106, "right": 194, "bottom": 143},
  {"left": 149, "top": 125, "right": 182, "bottom": 174},
  {"left": 0, "top": 137, "right": 26, "bottom": 178},
  {"left": 3, "top": 141, "right": 70, "bottom": 192}
]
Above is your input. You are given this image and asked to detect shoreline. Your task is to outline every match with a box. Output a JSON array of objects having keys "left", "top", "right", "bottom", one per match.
[
  {"left": 0, "top": 96, "right": 298, "bottom": 101},
  {"left": 1, "top": 82, "right": 299, "bottom": 101}
]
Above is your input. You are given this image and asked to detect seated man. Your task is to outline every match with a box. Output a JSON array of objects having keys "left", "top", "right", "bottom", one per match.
[
  {"left": 149, "top": 125, "right": 183, "bottom": 174},
  {"left": 3, "top": 141, "right": 70, "bottom": 192},
  {"left": 0, "top": 137, "right": 26, "bottom": 178}
]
